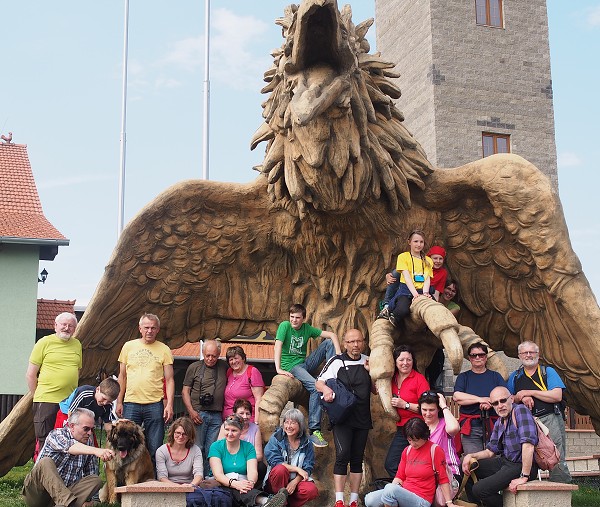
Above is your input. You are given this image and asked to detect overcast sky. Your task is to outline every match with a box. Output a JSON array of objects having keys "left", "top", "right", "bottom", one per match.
[{"left": 1, "top": 1, "right": 599, "bottom": 306}]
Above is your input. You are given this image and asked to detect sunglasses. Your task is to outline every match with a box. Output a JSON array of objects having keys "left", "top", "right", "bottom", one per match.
[
  {"left": 420, "top": 390, "right": 439, "bottom": 398},
  {"left": 469, "top": 353, "right": 487, "bottom": 358},
  {"left": 490, "top": 397, "right": 509, "bottom": 407}
]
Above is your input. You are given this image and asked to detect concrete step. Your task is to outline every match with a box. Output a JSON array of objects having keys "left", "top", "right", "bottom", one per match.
[{"left": 539, "top": 455, "right": 600, "bottom": 479}]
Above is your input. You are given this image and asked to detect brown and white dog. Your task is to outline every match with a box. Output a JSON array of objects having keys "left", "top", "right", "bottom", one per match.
[{"left": 99, "top": 419, "right": 155, "bottom": 503}]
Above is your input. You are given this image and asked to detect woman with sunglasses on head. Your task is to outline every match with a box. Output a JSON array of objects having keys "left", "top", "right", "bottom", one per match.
[
  {"left": 263, "top": 408, "right": 318, "bottom": 507},
  {"left": 452, "top": 342, "right": 507, "bottom": 455},
  {"left": 223, "top": 346, "right": 265, "bottom": 423},
  {"left": 209, "top": 414, "right": 287, "bottom": 507},
  {"left": 384, "top": 345, "right": 430, "bottom": 477},
  {"left": 156, "top": 416, "right": 210, "bottom": 507},
  {"left": 365, "top": 417, "right": 459, "bottom": 507},
  {"left": 418, "top": 391, "right": 461, "bottom": 482}
]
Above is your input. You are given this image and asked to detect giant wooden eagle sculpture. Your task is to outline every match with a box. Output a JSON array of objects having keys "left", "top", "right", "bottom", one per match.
[{"left": 1, "top": 0, "right": 599, "bottom": 488}]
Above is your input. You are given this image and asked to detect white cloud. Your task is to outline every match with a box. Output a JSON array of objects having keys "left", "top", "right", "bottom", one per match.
[
  {"left": 160, "top": 36, "right": 204, "bottom": 72},
  {"left": 154, "top": 77, "right": 182, "bottom": 89},
  {"left": 587, "top": 6, "right": 600, "bottom": 26},
  {"left": 557, "top": 152, "right": 583, "bottom": 168},
  {"left": 211, "top": 8, "right": 271, "bottom": 91}
]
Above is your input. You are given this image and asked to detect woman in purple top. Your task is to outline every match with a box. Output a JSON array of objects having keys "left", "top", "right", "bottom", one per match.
[
  {"left": 223, "top": 346, "right": 265, "bottom": 423},
  {"left": 418, "top": 390, "right": 461, "bottom": 479}
]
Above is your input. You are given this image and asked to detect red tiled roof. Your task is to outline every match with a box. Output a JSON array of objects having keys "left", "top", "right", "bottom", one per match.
[
  {"left": 172, "top": 341, "right": 275, "bottom": 361},
  {"left": 0, "top": 143, "right": 67, "bottom": 240},
  {"left": 37, "top": 299, "right": 76, "bottom": 329}
]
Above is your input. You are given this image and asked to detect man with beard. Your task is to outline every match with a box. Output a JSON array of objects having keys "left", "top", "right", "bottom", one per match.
[
  {"left": 461, "top": 386, "right": 538, "bottom": 507},
  {"left": 26, "top": 312, "right": 82, "bottom": 457},
  {"left": 22, "top": 408, "right": 114, "bottom": 507},
  {"left": 182, "top": 339, "right": 228, "bottom": 474},
  {"left": 508, "top": 340, "right": 571, "bottom": 483}
]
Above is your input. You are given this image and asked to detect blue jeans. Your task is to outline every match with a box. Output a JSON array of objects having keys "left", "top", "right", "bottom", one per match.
[
  {"left": 195, "top": 410, "right": 223, "bottom": 475},
  {"left": 290, "top": 339, "right": 335, "bottom": 431},
  {"left": 385, "top": 426, "right": 409, "bottom": 477},
  {"left": 384, "top": 270, "right": 400, "bottom": 305},
  {"left": 122, "top": 401, "right": 164, "bottom": 467},
  {"left": 365, "top": 483, "right": 430, "bottom": 507}
]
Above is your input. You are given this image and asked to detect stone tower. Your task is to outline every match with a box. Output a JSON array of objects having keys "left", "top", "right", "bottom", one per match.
[{"left": 374, "top": 0, "right": 558, "bottom": 188}]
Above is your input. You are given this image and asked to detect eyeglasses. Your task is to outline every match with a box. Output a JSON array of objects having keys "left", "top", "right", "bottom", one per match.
[
  {"left": 469, "top": 353, "right": 487, "bottom": 358},
  {"left": 174, "top": 431, "right": 187, "bottom": 437},
  {"left": 490, "top": 397, "right": 509, "bottom": 407},
  {"left": 519, "top": 351, "right": 538, "bottom": 356},
  {"left": 80, "top": 426, "right": 93, "bottom": 432}
]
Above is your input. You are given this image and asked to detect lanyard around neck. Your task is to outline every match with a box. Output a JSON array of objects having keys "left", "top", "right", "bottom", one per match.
[
  {"left": 525, "top": 365, "right": 547, "bottom": 391},
  {"left": 411, "top": 255, "right": 424, "bottom": 275}
]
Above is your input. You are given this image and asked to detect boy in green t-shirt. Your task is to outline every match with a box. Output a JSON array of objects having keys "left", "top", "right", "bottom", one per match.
[{"left": 274, "top": 303, "right": 340, "bottom": 447}]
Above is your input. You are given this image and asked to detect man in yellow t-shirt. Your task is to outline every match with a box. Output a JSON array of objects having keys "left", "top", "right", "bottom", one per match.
[
  {"left": 116, "top": 313, "right": 174, "bottom": 466},
  {"left": 26, "top": 312, "right": 82, "bottom": 456}
]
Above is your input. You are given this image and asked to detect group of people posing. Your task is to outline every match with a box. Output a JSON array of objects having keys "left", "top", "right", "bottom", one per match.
[{"left": 22, "top": 228, "right": 571, "bottom": 507}]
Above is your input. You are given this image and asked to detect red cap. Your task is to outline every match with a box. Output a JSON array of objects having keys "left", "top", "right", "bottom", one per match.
[{"left": 428, "top": 246, "right": 446, "bottom": 258}]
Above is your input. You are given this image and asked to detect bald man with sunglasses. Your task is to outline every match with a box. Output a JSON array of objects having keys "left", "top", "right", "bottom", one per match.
[{"left": 461, "top": 386, "right": 538, "bottom": 507}]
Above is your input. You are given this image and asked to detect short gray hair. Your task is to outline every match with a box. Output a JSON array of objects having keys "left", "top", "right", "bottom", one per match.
[
  {"left": 55, "top": 312, "right": 77, "bottom": 325},
  {"left": 68, "top": 407, "right": 95, "bottom": 425},
  {"left": 139, "top": 313, "right": 160, "bottom": 327},
  {"left": 517, "top": 340, "right": 539, "bottom": 354},
  {"left": 282, "top": 408, "right": 307, "bottom": 438},
  {"left": 202, "top": 339, "right": 222, "bottom": 354}
]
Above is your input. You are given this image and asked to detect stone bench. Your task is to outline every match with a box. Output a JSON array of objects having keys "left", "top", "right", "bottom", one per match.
[
  {"left": 115, "top": 480, "right": 194, "bottom": 507},
  {"left": 503, "top": 480, "right": 578, "bottom": 507}
]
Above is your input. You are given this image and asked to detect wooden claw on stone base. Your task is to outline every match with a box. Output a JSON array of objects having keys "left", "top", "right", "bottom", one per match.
[{"left": 258, "top": 374, "right": 306, "bottom": 437}]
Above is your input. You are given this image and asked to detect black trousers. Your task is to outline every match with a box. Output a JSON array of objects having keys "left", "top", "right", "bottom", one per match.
[{"left": 469, "top": 455, "right": 538, "bottom": 507}]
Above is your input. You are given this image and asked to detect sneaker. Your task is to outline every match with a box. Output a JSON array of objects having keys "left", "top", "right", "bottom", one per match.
[
  {"left": 309, "top": 430, "right": 328, "bottom": 447},
  {"left": 334, "top": 501, "right": 346, "bottom": 507},
  {"left": 264, "top": 488, "right": 289, "bottom": 507},
  {"left": 378, "top": 306, "right": 390, "bottom": 319},
  {"left": 348, "top": 501, "right": 358, "bottom": 507}
]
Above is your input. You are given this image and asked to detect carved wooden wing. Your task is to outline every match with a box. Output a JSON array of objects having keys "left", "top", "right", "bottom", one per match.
[
  {"left": 76, "top": 179, "right": 294, "bottom": 383},
  {"left": 423, "top": 154, "right": 600, "bottom": 431}
]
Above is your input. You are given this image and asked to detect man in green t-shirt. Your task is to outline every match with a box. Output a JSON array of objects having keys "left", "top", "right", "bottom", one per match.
[{"left": 274, "top": 303, "right": 340, "bottom": 447}]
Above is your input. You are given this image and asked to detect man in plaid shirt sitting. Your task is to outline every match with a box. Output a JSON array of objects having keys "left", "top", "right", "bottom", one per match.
[
  {"left": 461, "top": 386, "right": 539, "bottom": 507},
  {"left": 22, "top": 408, "right": 114, "bottom": 507}
]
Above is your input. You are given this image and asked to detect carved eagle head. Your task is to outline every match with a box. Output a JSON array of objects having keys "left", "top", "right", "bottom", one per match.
[{"left": 251, "top": 0, "right": 433, "bottom": 217}]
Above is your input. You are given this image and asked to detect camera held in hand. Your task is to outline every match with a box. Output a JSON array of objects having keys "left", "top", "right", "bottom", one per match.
[{"left": 200, "top": 393, "right": 214, "bottom": 406}]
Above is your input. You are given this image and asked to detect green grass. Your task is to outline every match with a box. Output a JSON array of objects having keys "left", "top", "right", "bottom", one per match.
[{"left": 573, "top": 485, "right": 600, "bottom": 507}]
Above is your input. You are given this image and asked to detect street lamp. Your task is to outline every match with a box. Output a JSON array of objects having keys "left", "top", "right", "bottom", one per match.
[{"left": 38, "top": 268, "right": 48, "bottom": 284}]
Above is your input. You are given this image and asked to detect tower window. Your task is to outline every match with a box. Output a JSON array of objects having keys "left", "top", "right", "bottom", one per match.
[
  {"left": 482, "top": 132, "right": 510, "bottom": 157},
  {"left": 476, "top": 0, "right": 503, "bottom": 28}
]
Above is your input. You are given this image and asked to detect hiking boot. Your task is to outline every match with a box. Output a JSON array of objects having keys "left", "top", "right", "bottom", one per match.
[
  {"left": 309, "top": 430, "right": 328, "bottom": 447},
  {"left": 264, "top": 488, "right": 289, "bottom": 507},
  {"left": 377, "top": 306, "right": 390, "bottom": 319},
  {"left": 334, "top": 501, "right": 346, "bottom": 507}
]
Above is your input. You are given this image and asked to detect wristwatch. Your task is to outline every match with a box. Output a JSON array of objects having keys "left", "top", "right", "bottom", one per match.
[
  {"left": 519, "top": 473, "right": 529, "bottom": 480},
  {"left": 405, "top": 402, "right": 410, "bottom": 410}
]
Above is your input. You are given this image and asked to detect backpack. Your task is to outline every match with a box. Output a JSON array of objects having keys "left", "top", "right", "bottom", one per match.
[
  {"left": 226, "top": 364, "right": 254, "bottom": 386},
  {"left": 407, "top": 443, "right": 459, "bottom": 506},
  {"left": 186, "top": 486, "right": 233, "bottom": 507},
  {"left": 511, "top": 409, "right": 560, "bottom": 471}
]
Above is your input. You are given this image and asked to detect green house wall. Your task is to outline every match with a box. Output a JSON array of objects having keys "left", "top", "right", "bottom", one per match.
[{"left": 0, "top": 243, "right": 39, "bottom": 395}]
